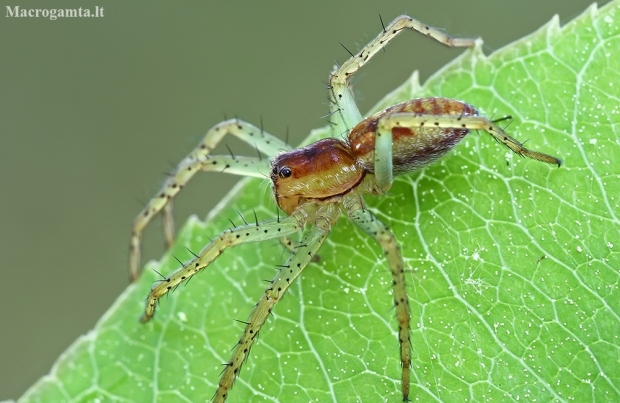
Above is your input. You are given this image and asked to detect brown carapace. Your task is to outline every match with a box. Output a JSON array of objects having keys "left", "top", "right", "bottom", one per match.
[{"left": 132, "top": 14, "right": 561, "bottom": 403}]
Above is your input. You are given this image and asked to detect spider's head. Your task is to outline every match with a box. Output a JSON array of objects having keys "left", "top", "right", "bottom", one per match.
[{"left": 270, "top": 138, "right": 364, "bottom": 214}]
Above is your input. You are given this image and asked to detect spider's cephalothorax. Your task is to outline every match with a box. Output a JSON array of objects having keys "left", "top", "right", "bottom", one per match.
[
  {"left": 132, "top": 14, "right": 561, "bottom": 403},
  {"left": 271, "top": 137, "right": 365, "bottom": 214}
]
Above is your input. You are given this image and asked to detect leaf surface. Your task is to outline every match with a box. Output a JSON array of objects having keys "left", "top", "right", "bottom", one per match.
[{"left": 21, "top": 3, "right": 620, "bottom": 402}]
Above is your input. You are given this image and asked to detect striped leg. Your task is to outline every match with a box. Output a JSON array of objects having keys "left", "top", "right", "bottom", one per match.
[
  {"left": 344, "top": 195, "right": 411, "bottom": 401},
  {"left": 130, "top": 119, "right": 291, "bottom": 280},
  {"left": 329, "top": 15, "right": 477, "bottom": 132}
]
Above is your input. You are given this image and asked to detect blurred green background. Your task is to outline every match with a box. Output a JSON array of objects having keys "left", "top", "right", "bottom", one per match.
[{"left": 0, "top": 0, "right": 606, "bottom": 399}]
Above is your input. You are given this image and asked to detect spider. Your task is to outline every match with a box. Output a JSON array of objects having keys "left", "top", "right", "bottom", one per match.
[{"left": 132, "top": 15, "right": 561, "bottom": 402}]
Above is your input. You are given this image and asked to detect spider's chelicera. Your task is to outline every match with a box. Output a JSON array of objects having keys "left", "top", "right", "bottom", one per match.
[{"left": 131, "top": 15, "right": 561, "bottom": 402}]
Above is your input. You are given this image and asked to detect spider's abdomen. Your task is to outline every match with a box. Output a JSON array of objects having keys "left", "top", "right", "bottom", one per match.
[{"left": 348, "top": 97, "right": 478, "bottom": 174}]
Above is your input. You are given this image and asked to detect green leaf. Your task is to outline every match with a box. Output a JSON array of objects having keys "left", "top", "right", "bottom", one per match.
[{"left": 20, "top": 3, "right": 620, "bottom": 402}]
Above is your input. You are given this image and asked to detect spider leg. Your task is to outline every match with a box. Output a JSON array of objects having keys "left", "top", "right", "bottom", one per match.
[
  {"left": 378, "top": 113, "right": 562, "bottom": 166},
  {"left": 329, "top": 15, "right": 477, "bottom": 132},
  {"left": 130, "top": 119, "right": 291, "bottom": 281},
  {"left": 279, "top": 236, "right": 320, "bottom": 262},
  {"left": 162, "top": 202, "right": 175, "bottom": 248},
  {"left": 374, "top": 123, "right": 394, "bottom": 192},
  {"left": 140, "top": 210, "right": 308, "bottom": 323},
  {"left": 344, "top": 194, "right": 411, "bottom": 401},
  {"left": 279, "top": 235, "right": 296, "bottom": 253},
  {"left": 214, "top": 216, "right": 333, "bottom": 403}
]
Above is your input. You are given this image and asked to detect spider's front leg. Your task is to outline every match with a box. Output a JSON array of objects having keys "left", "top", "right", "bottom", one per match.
[
  {"left": 279, "top": 236, "right": 320, "bottom": 262},
  {"left": 329, "top": 15, "right": 477, "bottom": 132},
  {"left": 140, "top": 211, "right": 307, "bottom": 322},
  {"left": 129, "top": 119, "right": 290, "bottom": 281},
  {"left": 214, "top": 211, "right": 336, "bottom": 403},
  {"left": 344, "top": 195, "right": 411, "bottom": 401}
]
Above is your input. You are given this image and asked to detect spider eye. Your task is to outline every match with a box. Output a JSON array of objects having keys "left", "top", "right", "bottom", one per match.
[{"left": 279, "top": 166, "right": 292, "bottom": 178}]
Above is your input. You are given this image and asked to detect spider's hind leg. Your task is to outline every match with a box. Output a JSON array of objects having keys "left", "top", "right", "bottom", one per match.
[{"left": 376, "top": 112, "right": 562, "bottom": 167}]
